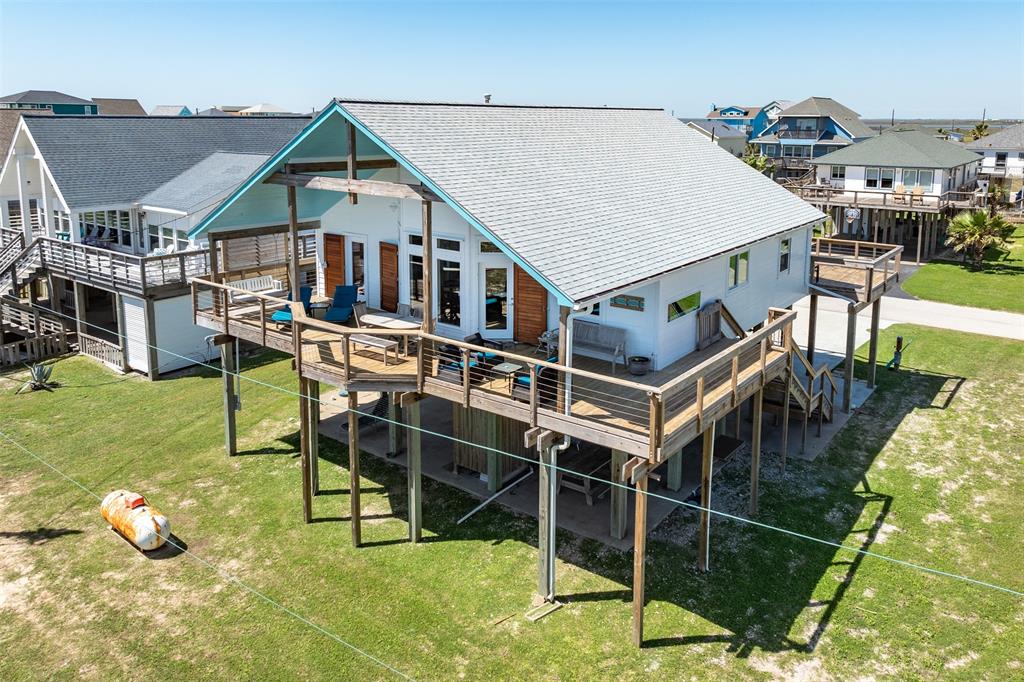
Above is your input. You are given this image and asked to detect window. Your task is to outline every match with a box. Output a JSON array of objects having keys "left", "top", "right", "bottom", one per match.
[
  {"left": 408, "top": 234, "right": 423, "bottom": 246},
  {"left": 52, "top": 210, "right": 71, "bottom": 239},
  {"left": 81, "top": 210, "right": 132, "bottom": 247},
  {"left": 763, "top": 144, "right": 778, "bottom": 157},
  {"left": 728, "top": 251, "right": 749, "bottom": 289},
  {"left": 438, "top": 259, "right": 461, "bottom": 326},
  {"left": 147, "top": 224, "right": 189, "bottom": 252},
  {"left": 782, "top": 145, "right": 810, "bottom": 158},
  {"left": 350, "top": 240, "right": 365, "bottom": 292},
  {"left": 902, "top": 169, "right": 918, "bottom": 187},
  {"left": 409, "top": 254, "right": 424, "bottom": 317},
  {"left": 437, "top": 238, "right": 460, "bottom": 251},
  {"left": 589, "top": 302, "right": 601, "bottom": 316},
  {"left": 479, "top": 241, "right": 501, "bottom": 253},
  {"left": 918, "top": 169, "right": 933, "bottom": 188},
  {"left": 865, "top": 167, "right": 879, "bottom": 188},
  {"left": 995, "top": 152, "right": 1007, "bottom": 167},
  {"left": 880, "top": 168, "right": 894, "bottom": 189},
  {"left": 831, "top": 165, "right": 846, "bottom": 180},
  {"left": 796, "top": 118, "right": 816, "bottom": 131},
  {"left": 667, "top": 291, "right": 701, "bottom": 322},
  {"left": 779, "top": 239, "right": 791, "bottom": 272}
]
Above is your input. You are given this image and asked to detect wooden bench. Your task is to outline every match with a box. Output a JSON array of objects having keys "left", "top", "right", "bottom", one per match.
[
  {"left": 227, "top": 275, "right": 284, "bottom": 303},
  {"left": 573, "top": 319, "right": 626, "bottom": 373},
  {"left": 350, "top": 334, "right": 400, "bottom": 365}
]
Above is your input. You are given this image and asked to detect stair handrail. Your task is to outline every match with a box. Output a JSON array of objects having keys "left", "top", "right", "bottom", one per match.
[{"left": 0, "top": 232, "right": 27, "bottom": 273}]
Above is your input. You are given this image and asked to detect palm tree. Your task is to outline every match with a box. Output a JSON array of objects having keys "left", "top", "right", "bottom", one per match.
[
  {"left": 742, "top": 143, "right": 774, "bottom": 177},
  {"left": 944, "top": 210, "right": 1013, "bottom": 268},
  {"left": 965, "top": 121, "right": 990, "bottom": 142}
]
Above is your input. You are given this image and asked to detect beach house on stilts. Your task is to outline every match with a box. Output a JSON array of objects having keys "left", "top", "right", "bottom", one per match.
[{"left": 188, "top": 99, "right": 899, "bottom": 644}]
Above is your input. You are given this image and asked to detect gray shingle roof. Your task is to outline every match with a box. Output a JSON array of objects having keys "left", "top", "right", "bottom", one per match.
[
  {"left": 779, "top": 97, "right": 875, "bottom": 139},
  {"left": 0, "top": 90, "right": 93, "bottom": 105},
  {"left": 966, "top": 123, "right": 1024, "bottom": 150},
  {"left": 687, "top": 120, "right": 747, "bottom": 139},
  {"left": 0, "top": 109, "right": 51, "bottom": 169},
  {"left": 812, "top": 129, "right": 981, "bottom": 169},
  {"left": 339, "top": 100, "right": 824, "bottom": 303},
  {"left": 23, "top": 115, "right": 309, "bottom": 209},
  {"left": 91, "top": 98, "right": 146, "bottom": 116},
  {"left": 140, "top": 152, "right": 270, "bottom": 212}
]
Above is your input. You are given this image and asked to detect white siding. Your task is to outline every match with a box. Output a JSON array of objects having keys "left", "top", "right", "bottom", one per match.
[
  {"left": 122, "top": 295, "right": 149, "bottom": 373},
  {"left": 152, "top": 294, "right": 220, "bottom": 373}
]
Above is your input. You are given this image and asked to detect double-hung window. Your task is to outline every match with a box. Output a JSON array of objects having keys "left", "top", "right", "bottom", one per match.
[
  {"left": 865, "top": 167, "right": 893, "bottom": 189},
  {"left": 779, "top": 239, "right": 791, "bottom": 273},
  {"left": 830, "top": 166, "right": 845, "bottom": 180},
  {"left": 728, "top": 251, "right": 749, "bottom": 289}
]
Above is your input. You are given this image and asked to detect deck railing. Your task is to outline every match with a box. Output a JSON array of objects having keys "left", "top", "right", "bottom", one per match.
[
  {"left": 78, "top": 332, "right": 124, "bottom": 370},
  {"left": 0, "top": 331, "right": 70, "bottom": 367},
  {"left": 191, "top": 277, "right": 800, "bottom": 459},
  {"left": 791, "top": 185, "right": 984, "bottom": 210},
  {"left": 811, "top": 237, "right": 903, "bottom": 297}
]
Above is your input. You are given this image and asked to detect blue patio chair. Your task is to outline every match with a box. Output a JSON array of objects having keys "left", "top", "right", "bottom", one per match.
[
  {"left": 270, "top": 286, "right": 312, "bottom": 324},
  {"left": 511, "top": 356, "right": 559, "bottom": 403},
  {"left": 323, "top": 285, "right": 358, "bottom": 323}
]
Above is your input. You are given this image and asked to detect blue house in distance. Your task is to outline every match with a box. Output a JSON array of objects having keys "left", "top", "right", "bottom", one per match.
[
  {"left": 749, "top": 96, "right": 876, "bottom": 180},
  {"left": 704, "top": 104, "right": 770, "bottom": 139}
]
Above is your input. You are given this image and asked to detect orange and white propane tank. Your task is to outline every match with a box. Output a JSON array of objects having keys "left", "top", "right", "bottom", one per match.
[{"left": 100, "top": 490, "right": 170, "bottom": 551}]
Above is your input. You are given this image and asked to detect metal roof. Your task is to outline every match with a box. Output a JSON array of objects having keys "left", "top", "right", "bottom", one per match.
[
  {"left": 140, "top": 152, "right": 270, "bottom": 212},
  {"left": 21, "top": 115, "right": 309, "bottom": 209},
  {"left": 0, "top": 90, "right": 94, "bottom": 105},
  {"left": 966, "top": 123, "right": 1024, "bottom": 151},
  {"left": 812, "top": 129, "right": 981, "bottom": 169},
  {"left": 338, "top": 100, "right": 824, "bottom": 303}
]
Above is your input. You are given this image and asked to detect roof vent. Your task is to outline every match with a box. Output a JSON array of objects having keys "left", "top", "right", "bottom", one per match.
[{"left": 483, "top": 94, "right": 492, "bottom": 104}]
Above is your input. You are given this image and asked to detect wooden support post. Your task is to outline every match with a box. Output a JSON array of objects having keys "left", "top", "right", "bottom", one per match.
[
  {"left": 421, "top": 201, "right": 433, "bottom": 333},
  {"left": 72, "top": 281, "right": 86, "bottom": 337},
  {"left": 406, "top": 397, "right": 422, "bottom": 543},
  {"left": 801, "top": 399, "right": 809, "bottom": 454},
  {"left": 114, "top": 293, "right": 130, "bottom": 373},
  {"left": 298, "top": 376, "right": 313, "bottom": 524},
  {"left": 867, "top": 297, "right": 881, "bottom": 389},
  {"left": 143, "top": 297, "right": 158, "bottom": 381},
  {"left": 665, "top": 450, "right": 683, "bottom": 492},
  {"left": 610, "top": 450, "right": 628, "bottom": 539},
  {"left": 915, "top": 214, "right": 923, "bottom": 264},
  {"left": 346, "top": 121, "right": 359, "bottom": 204},
  {"left": 348, "top": 391, "right": 361, "bottom": 546},
  {"left": 697, "top": 422, "right": 716, "bottom": 572},
  {"left": 733, "top": 400, "right": 742, "bottom": 440},
  {"left": 781, "top": 368, "right": 791, "bottom": 472},
  {"left": 485, "top": 411, "right": 500, "bottom": 493},
  {"left": 537, "top": 436, "right": 557, "bottom": 601},
  {"left": 308, "top": 379, "right": 320, "bottom": 495},
  {"left": 631, "top": 471, "right": 648, "bottom": 647},
  {"left": 749, "top": 388, "right": 763, "bottom": 516},
  {"left": 556, "top": 305, "right": 570, "bottom": 411},
  {"left": 843, "top": 303, "right": 856, "bottom": 413},
  {"left": 287, "top": 183, "right": 301, "bottom": 300},
  {"left": 220, "top": 337, "right": 237, "bottom": 456},
  {"left": 806, "top": 292, "right": 818, "bottom": 364},
  {"left": 387, "top": 395, "right": 404, "bottom": 458}
]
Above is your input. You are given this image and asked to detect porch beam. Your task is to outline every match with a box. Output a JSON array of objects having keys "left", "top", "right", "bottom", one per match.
[
  {"left": 265, "top": 172, "right": 444, "bottom": 203},
  {"left": 288, "top": 158, "right": 397, "bottom": 173},
  {"left": 207, "top": 220, "right": 320, "bottom": 242}
]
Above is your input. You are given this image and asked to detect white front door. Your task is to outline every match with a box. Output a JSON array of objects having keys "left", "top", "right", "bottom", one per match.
[{"left": 479, "top": 263, "right": 513, "bottom": 339}]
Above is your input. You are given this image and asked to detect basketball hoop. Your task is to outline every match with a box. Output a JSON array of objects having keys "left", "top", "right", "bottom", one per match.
[{"left": 845, "top": 208, "right": 861, "bottom": 225}]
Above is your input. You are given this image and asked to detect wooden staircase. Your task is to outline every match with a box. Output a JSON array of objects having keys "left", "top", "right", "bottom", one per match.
[
  {"left": 0, "top": 295, "right": 72, "bottom": 367},
  {"left": 763, "top": 343, "right": 836, "bottom": 453}
]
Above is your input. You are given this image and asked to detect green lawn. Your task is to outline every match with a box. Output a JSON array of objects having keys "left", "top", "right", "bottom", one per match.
[
  {"left": 903, "top": 222, "right": 1024, "bottom": 313},
  {"left": 1, "top": 328, "right": 1022, "bottom": 680}
]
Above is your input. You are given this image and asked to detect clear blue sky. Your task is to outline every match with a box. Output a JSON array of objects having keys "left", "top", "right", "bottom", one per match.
[{"left": 1, "top": 0, "right": 1021, "bottom": 119}]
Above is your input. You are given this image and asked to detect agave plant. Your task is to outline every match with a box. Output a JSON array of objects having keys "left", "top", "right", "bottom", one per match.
[{"left": 18, "top": 363, "right": 55, "bottom": 393}]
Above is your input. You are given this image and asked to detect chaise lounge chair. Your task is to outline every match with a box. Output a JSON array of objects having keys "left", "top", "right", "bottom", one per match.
[
  {"left": 270, "top": 286, "right": 312, "bottom": 324},
  {"left": 323, "top": 285, "right": 358, "bottom": 323}
]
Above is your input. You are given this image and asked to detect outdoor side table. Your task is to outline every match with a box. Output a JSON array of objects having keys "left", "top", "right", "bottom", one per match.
[{"left": 491, "top": 361, "right": 523, "bottom": 395}]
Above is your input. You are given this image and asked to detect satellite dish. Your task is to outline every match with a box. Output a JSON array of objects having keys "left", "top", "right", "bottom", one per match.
[{"left": 845, "top": 208, "right": 861, "bottom": 224}]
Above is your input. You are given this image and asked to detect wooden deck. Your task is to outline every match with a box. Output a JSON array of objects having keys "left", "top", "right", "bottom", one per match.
[
  {"left": 791, "top": 185, "right": 980, "bottom": 214},
  {"left": 809, "top": 238, "right": 902, "bottom": 305},
  {"left": 193, "top": 278, "right": 799, "bottom": 459}
]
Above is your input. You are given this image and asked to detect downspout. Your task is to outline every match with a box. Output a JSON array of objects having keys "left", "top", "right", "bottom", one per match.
[{"left": 543, "top": 303, "right": 591, "bottom": 602}]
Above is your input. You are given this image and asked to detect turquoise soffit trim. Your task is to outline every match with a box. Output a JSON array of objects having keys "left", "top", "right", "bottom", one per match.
[{"left": 191, "top": 101, "right": 572, "bottom": 306}]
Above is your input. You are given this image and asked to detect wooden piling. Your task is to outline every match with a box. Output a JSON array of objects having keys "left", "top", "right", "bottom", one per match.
[
  {"left": 697, "top": 422, "right": 716, "bottom": 572},
  {"left": 406, "top": 397, "right": 422, "bottom": 543},
  {"left": 348, "top": 391, "right": 361, "bottom": 546},
  {"left": 610, "top": 450, "right": 628, "bottom": 539},
  {"left": 749, "top": 388, "right": 763, "bottom": 516},
  {"left": 220, "top": 336, "right": 237, "bottom": 456},
  {"left": 843, "top": 303, "right": 856, "bottom": 413},
  {"left": 631, "top": 472, "right": 648, "bottom": 647},
  {"left": 867, "top": 298, "right": 881, "bottom": 389}
]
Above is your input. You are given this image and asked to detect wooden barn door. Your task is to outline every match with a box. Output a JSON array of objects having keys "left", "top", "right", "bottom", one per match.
[
  {"left": 379, "top": 242, "right": 399, "bottom": 312},
  {"left": 323, "top": 234, "right": 345, "bottom": 294},
  {"left": 513, "top": 264, "right": 548, "bottom": 343}
]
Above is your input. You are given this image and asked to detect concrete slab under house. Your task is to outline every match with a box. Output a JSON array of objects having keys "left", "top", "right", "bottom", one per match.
[{"left": 181, "top": 97, "right": 902, "bottom": 646}]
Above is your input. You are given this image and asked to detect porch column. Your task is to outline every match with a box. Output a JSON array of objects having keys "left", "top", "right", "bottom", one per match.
[
  {"left": 143, "top": 297, "right": 158, "bottom": 381},
  {"left": 697, "top": 422, "right": 716, "bottom": 572},
  {"left": 406, "top": 396, "right": 422, "bottom": 543},
  {"left": 806, "top": 291, "right": 819, "bottom": 364},
  {"left": 308, "top": 379, "right": 320, "bottom": 495},
  {"left": 867, "top": 298, "right": 881, "bottom": 389},
  {"left": 220, "top": 336, "right": 237, "bottom": 456},
  {"left": 631, "top": 470, "right": 649, "bottom": 647},
  {"left": 37, "top": 162, "right": 50, "bottom": 236},
  {"left": 15, "top": 155, "right": 30, "bottom": 243},
  {"left": 421, "top": 201, "right": 433, "bottom": 333},
  {"left": 72, "top": 281, "right": 87, "bottom": 337},
  {"left": 537, "top": 436, "right": 557, "bottom": 602},
  {"left": 114, "top": 293, "right": 129, "bottom": 373},
  {"left": 610, "top": 449, "right": 628, "bottom": 539},
  {"left": 348, "top": 391, "right": 362, "bottom": 546},
  {"left": 287, "top": 181, "right": 301, "bottom": 300},
  {"left": 749, "top": 388, "right": 763, "bottom": 516},
  {"left": 843, "top": 303, "right": 856, "bottom": 413}
]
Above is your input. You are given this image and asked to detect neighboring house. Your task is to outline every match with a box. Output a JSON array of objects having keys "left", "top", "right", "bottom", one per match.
[
  {"left": 762, "top": 99, "right": 793, "bottom": 124},
  {"left": 703, "top": 104, "right": 769, "bottom": 139},
  {"left": 967, "top": 122, "right": 1024, "bottom": 194},
  {"left": 750, "top": 96, "right": 876, "bottom": 180},
  {"left": 149, "top": 105, "right": 193, "bottom": 116},
  {"left": 685, "top": 120, "right": 747, "bottom": 157},
  {"left": 186, "top": 99, "right": 905, "bottom": 647},
  {"left": 794, "top": 128, "right": 982, "bottom": 261},
  {"left": 91, "top": 98, "right": 146, "bottom": 116},
  {"left": 0, "top": 114, "right": 310, "bottom": 376},
  {"left": 238, "top": 103, "right": 294, "bottom": 116},
  {"left": 0, "top": 90, "right": 99, "bottom": 115},
  {"left": 196, "top": 107, "right": 233, "bottom": 117}
]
